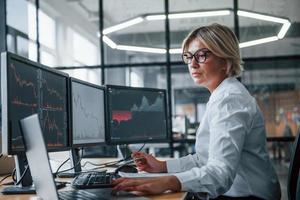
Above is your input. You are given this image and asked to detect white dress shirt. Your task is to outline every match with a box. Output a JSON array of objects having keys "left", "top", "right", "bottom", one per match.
[{"left": 167, "top": 77, "right": 281, "bottom": 200}]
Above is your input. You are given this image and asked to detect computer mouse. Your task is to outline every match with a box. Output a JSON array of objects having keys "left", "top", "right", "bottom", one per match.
[{"left": 115, "top": 165, "right": 138, "bottom": 173}]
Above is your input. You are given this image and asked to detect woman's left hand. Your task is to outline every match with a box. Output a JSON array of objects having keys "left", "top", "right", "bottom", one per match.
[{"left": 112, "top": 176, "right": 181, "bottom": 196}]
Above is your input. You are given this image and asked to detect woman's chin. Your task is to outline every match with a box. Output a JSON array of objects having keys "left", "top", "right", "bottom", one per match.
[{"left": 193, "top": 78, "right": 205, "bottom": 86}]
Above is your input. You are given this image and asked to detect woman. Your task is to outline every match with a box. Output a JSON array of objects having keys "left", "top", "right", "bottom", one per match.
[{"left": 112, "top": 23, "right": 281, "bottom": 200}]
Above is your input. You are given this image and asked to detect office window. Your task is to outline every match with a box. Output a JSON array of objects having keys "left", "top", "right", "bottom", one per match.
[
  {"left": 28, "top": 41, "right": 38, "bottom": 61},
  {"left": 39, "top": 0, "right": 100, "bottom": 67},
  {"left": 7, "top": 0, "right": 30, "bottom": 34},
  {"left": 72, "top": 30, "right": 99, "bottom": 66},
  {"left": 103, "top": 0, "right": 165, "bottom": 65},
  {"left": 6, "top": 34, "right": 15, "bottom": 53},
  {"left": 40, "top": 50, "right": 56, "bottom": 67},
  {"left": 39, "top": 10, "right": 56, "bottom": 49},
  {"left": 169, "top": 0, "right": 233, "bottom": 62},
  {"left": 38, "top": 9, "right": 56, "bottom": 66},
  {"left": 105, "top": 66, "right": 167, "bottom": 89},
  {"left": 61, "top": 68, "right": 101, "bottom": 86},
  {"left": 239, "top": 0, "right": 299, "bottom": 57},
  {"left": 130, "top": 71, "right": 143, "bottom": 87},
  {"left": 6, "top": 0, "right": 37, "bottom": 61},
  {"left": 16, "top": 36, "right": 30, "bottom": 58}
]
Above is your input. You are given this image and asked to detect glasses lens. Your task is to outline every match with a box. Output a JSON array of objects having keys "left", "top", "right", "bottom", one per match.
[
  {"left": 195, "top": 51, "right": 207, "bottom": 63},
  {"left": 182, "top": 52, "right": 192, "bottom": 64}
]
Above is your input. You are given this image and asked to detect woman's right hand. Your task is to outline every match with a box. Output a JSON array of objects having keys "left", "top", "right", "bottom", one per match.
[{"left": 132, "top": 152, "right": 167, "bottom": 173}]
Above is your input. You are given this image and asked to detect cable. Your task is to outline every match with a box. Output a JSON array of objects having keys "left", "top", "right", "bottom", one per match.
[
  {"left": 81, "top": 143, "right": 146, "bottom": 168},
  {"left": 121, "top": 143, "right": 146, "bottom": 162},
  {"left": 81, "top": 160, "right": 118, "bottom": 168},
  {"left": 54, "top": 158, "right": 70, "bottom": 176},
  {"left": 55, "top": 148, "right": 83, "bottom": 175},
  {"left": 0, "top": 174, "right": 12, "bottom": 186},
  {"left": 11, "top": 168, "right": 16, "bottom": 183},
  {"left": 14, "top": 165, "right": 29, "bottom": 185}
]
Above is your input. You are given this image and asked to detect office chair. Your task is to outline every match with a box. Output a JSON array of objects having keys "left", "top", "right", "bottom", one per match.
[{"left": 287, "top": 128, "right": 300, "bottom": 200}]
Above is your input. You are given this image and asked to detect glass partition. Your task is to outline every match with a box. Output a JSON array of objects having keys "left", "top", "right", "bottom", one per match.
[
  {"left": 242, "top": 58, "right": 300, "bottom": 137},
  {"left": 171, "top": 65, "right": 210, "bottom": 123}
]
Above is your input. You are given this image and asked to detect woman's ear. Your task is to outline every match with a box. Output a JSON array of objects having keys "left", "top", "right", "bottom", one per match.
[
  {"left": 227, "top": 59, "right": 232, "bottom": 69},
  {"left": 224, "top": 59, "right": 232, "bottom": 75}
]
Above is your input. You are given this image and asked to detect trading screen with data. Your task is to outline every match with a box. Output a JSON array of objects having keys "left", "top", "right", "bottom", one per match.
[
  {"left": 1, "top": 53, "right": 69, "bottom": 154},
  {"left": 71, "top": 79, "right": 106, "bottom": 146},
  {"left": 106, "top": 85, "right": 169, "bottom": 144}
]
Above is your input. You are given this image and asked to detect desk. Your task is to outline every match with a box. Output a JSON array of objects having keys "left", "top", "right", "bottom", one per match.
[{"left": 0, "top": 176, "right": 187, "bottom": 200}]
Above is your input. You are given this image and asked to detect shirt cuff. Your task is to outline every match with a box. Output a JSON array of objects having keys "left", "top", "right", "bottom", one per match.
[
  {"left": 174, "top": 170, "right": 195, "bottom": 191},
  {"left": 166, "top": 159, "right": 181, "bottom": 173}
]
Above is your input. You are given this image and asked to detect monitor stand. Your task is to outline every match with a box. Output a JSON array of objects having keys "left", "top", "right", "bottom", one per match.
[
  {"left": 1, "top": 153, "right": 65, "bottom": 194},
  {"left": 56, "top": 148, "right": 82, "bottom": 178},
  {"left": 1, "top": 153, "right": 35, "bottom": 194},
  {"left": 117, "top": 145, "right": 132, "bottom": 161}
]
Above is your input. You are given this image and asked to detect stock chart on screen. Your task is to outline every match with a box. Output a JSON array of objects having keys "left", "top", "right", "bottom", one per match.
[
  {"left": 6, "top": 56, "right": 68, "bottom": 152},
  {"left": 107, "top": 86, "right": 168, "bottom": 144},
  {"left": 71, "top": 79, "right": 105, "bottom": 146}
]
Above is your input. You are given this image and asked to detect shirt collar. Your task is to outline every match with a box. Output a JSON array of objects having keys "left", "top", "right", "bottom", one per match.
[{"left": 208, "top": 77, "right": 236, "bottom": 103}]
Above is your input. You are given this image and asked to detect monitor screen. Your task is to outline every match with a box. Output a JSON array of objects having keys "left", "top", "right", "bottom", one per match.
[
  {"left": 71, "top": 78, "right": 106, "bottom": 146},
  {"left": 106, "top": 85, "right": 169, "bottom": 144},
  {"left": 1, "top": 52, "right": 70, "bottom": 155}
]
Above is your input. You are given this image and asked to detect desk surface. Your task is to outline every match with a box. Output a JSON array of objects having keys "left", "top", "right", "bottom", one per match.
[
  {"left": 0, "top": 176, "right": 187, "bottom": 200},
  {"left": 0, "top": 157, "right": 187, "bottom": 200}
]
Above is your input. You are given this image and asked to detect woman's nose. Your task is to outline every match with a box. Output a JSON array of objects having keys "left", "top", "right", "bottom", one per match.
[{"left": 190, "top": 57, "right": 200, "bottom": 69}]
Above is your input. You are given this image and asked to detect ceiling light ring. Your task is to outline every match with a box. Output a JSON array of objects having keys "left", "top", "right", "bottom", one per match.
[{"left": 101, "top": 9, "right": 291, "bottom": 53}]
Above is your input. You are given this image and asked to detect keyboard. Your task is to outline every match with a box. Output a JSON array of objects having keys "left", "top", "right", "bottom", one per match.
[
  {"left": 59, "top": 188, "right": 140, "bottom": 200},
  {"left": 57, "top": 172, "right": 81, "bottom": 178},
  {"left": 59, "top": 190, "right": 99, "bottom": 200},
  {"left": 71, "top": 172, "right": 120, "bottom": 189}
]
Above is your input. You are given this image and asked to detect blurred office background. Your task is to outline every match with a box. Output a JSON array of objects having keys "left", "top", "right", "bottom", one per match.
[{"left": 1, "top": 0, "right": 300, "bottom": 199}]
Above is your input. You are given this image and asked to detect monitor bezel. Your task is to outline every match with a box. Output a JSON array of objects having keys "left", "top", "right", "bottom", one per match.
[
  {"left": 105, "top": 84, "right": 170, "bottom": 145},
  {"left": 1, "top": 52, "right": 71, "bottom": 155},
  {"left": 70, "top": 77, "right": 107, "bottom": 147}
]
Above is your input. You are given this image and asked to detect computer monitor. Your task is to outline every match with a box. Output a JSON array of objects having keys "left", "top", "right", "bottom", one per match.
[
  {"left": 0, "top": 52, "right": 70, "bottom": 193},
  {"left": 1, "top": 52, "right": 70, "bottom": 155},
  {"left": 106, "top": 85, "right": 169, "bottom": 144},
  {"left": 59, "top": 78, "right": 107, "bottom": 176},
  {"left": 70, "top": 78, "right": 106, "bottom": 147}
]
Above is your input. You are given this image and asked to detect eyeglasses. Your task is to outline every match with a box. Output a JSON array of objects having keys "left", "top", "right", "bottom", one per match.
[{"left": 181, "top": 48, "right": 212, "bottom": 64}]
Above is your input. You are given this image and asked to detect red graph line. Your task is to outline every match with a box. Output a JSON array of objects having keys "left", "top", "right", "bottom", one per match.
[
  {"left": 43, "top": 103, "right": 63, "bottom": 111},
  {"left": 10, "top": 64, "right": 38, "bottom": 97},
  {"left": 41, "top": 79, "right": 64, "bottom": 100},
  {"left": 43, "top": 112, "right": 63, "bottom": 145},
  {"left": 12, "top": 98, "right": 38, "bottom": 108}
]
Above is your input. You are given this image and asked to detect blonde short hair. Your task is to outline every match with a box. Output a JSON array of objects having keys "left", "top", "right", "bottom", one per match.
[{"left": 182, "top": 23, "right": 243, "bottom": 77}]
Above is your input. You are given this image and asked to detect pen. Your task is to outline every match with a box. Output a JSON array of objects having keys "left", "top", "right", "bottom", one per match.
[
  {"left": 122, "top": 157, "right": 145, "bottom": 165},
  {"left": 133, "top": 157, "right": 145, "bottom": 162}
]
